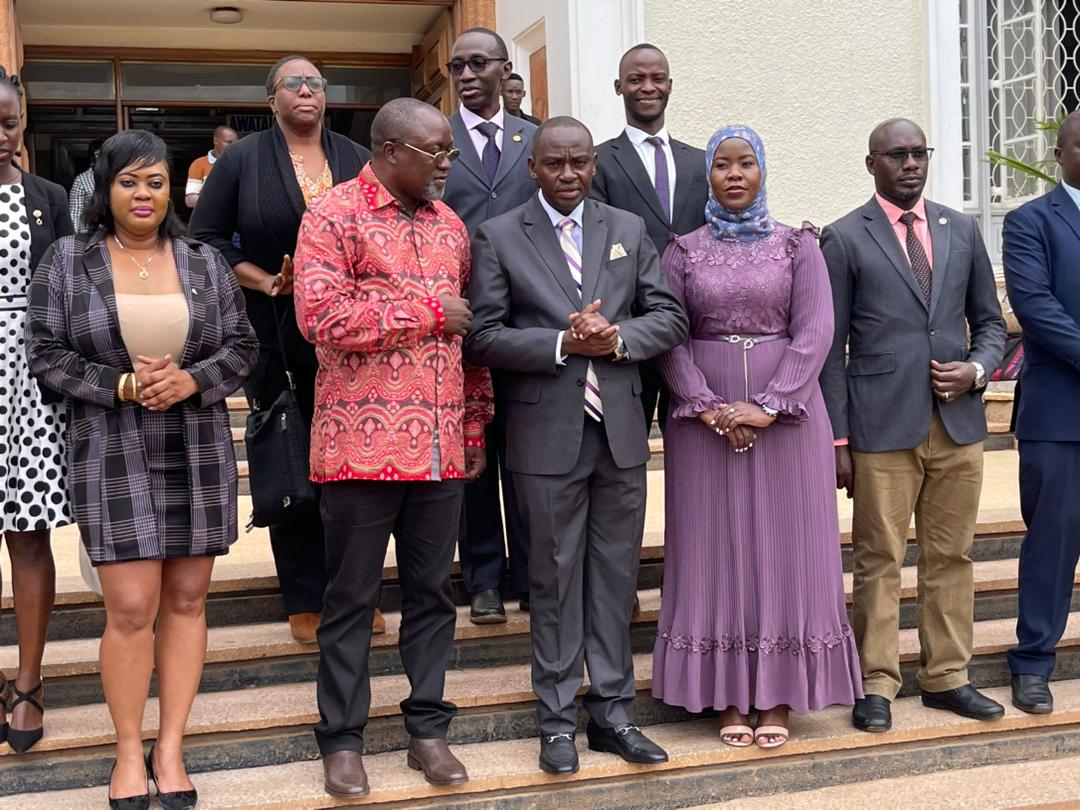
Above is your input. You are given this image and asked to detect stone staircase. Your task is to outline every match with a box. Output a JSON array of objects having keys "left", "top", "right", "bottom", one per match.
[{"left": 4, "top": 388, "right": 1078, "bottom": 808}]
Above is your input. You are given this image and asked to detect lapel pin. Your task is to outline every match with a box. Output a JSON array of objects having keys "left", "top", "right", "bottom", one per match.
[
  {"left": 939, "top": 216, "right": 948, "bottom": 225},
  {"left": 192, "top": 288, "right": 199, "bottom": 295},
  {"left": 512, "top": 133, "right": 523, "bottom": 143},
  {"left": 32, "top": 209, "right": 42, "bottom": 225}
]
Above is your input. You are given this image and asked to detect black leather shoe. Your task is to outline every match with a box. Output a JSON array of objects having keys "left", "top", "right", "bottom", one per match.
[
  {"left": 6, "top": 679, "right": 44, "bottom": 753},
  {"left": 469, "top": 589, "right": 506, "bottom": 625},
  {"left": 922, "top": 684, "right": 1005, "bottom": 720},
  {"left": 108, "top": 760, "right": 150, "bottom": 810},
  {"left": 519, "top": 593, "right": 530, "bottom": 612},
  {"left": 539, "top": 732, "right": 578, "bottom": 775},
  {"left": 852, "top": 695, "right": 892, "bottom": 732},
  {"left": 585, "top": 720, "right": 668, "bottom": 764},
  {"left": 1011, "top": 674, "right": 1053, "bottom": 714},
  {"left": 146, "top": 744, "right": 198, "bottom": 809}
]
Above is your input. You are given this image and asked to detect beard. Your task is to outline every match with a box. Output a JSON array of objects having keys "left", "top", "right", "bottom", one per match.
[{"left": 423, "top": 180, "right": 445, "bottom": 202}]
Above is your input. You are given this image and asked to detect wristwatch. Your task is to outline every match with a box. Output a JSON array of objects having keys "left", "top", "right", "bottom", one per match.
[
  {"left": 971, "top": 361, "right": 987, "bottom": 390},
  {"left": 612, "top": 336, "right": 628, "bottom": 362}
]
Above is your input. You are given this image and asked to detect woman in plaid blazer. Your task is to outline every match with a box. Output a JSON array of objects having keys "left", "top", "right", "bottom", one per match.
[{"left": 25, "top": 130, "right": 257, "bottom": 808}]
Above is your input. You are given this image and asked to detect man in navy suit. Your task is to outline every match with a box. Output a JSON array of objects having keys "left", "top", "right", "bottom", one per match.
[
  {"left": 443, "top": 27, "right": 540, "bottom": 624},
  {"left": 1003, "top": 111, "right": 1080, "bottom": 715}
]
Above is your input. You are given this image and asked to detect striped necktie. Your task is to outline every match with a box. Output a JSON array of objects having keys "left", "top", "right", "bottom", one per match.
[{"left": 558, "top": 218, "right": 603, "bottom": 421}]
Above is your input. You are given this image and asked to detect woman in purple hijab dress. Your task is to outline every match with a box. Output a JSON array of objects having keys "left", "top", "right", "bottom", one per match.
[{"left": 651, "top": 125, "right": 861, "bottom": 748}]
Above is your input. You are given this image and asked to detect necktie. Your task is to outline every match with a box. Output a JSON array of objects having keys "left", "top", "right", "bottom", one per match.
[
  {"left": 475, "top": 121, "right": 501, "bottom": 185},
  {"left": 645, "top": 135, "right": 671, "bottom": 222},
  {"left": 558, "top": 218, "right": 603, "bottom": 421},
  {"left": 899, "top": 211, "right": 932, "bottom": 304}
]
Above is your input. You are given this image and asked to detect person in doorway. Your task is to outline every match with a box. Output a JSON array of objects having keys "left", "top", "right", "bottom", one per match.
[
  {"left": 501, "top": 73, "right": 541, "bottom": 125},
  {"left": 26, "top": 128, "right": 257, "bottom": 809},
  {"left": 294, "top": 97, "right": 492, "bottom": 799},
  {"left": 185, "top": 125, "right": 237, "bottom": 208},
  {"left": 591, "top": 43, "right": 709, "bottom": 437},
  {"left": 0, "top": 66, "right": 75, "bottom": 756},
  {"left": 189, "top": 55, "right": 374, "bottom": 643},
  {"left": 443, "top": 28, "right": 539, "bottom": 624},
  {"left": 69, "top": 138, "right": 104, "bottom": 232},
  {"left": 820, "top": 118, "right": 1006, "bottom": 733}
]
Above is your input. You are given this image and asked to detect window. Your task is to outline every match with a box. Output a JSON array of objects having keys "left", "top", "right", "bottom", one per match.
[{"left": 21, "top": 61, "right": 115, "bottom": 101}]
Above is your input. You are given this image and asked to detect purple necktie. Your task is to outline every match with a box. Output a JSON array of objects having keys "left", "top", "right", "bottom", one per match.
[
  {"left": 475, "top": 121, "right": 501, "bottom": 185},
  {"left": 899, "top": 211, "right": 932, "bottom": 304},
  {"left": 645, "top": 135, "right": 671, "bottom": 222}
]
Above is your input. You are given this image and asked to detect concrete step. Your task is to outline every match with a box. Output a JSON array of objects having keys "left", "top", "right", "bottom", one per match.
[{"left": 11, "top": 681, "right": 1080, "bottom": 809}]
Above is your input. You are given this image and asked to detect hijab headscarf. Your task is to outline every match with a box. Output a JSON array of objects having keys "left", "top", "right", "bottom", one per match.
[{"left": 704, "top": 124, "right": 774, "bottom": 242}]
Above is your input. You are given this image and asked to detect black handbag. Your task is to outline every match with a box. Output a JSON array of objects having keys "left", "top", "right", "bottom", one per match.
[{"left": 244, "top": 303, "right": 316, "bottom": 528}]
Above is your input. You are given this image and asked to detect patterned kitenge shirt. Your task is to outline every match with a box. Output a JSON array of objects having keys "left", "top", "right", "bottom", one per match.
[{"left": 293, "top": 163, "right": 493, "bottom": 482}]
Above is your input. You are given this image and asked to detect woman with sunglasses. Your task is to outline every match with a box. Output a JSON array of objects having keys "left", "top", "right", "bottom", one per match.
[{"left": 190, "top": 55, "right": 373, "bottom": 644}]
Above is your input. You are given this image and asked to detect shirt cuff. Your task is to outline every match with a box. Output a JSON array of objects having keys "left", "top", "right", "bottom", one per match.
[
  {"left": 185, "top": 178, "right": 204, "bottom": 196},
  {"left": 556, "top": 330, "right": 568, "bottom": 365},
  {"left": 834, "top": 438, "right": 849, "bottom": 446},
  {"left": 419, "top": 296, "right": 446, "bottom": 335}
]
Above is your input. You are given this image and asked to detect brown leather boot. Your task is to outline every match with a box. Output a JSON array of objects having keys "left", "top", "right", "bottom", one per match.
[
  {"left": 372, "top": 608, "right": 386, "bottom": 635},
  {"left": 406, "top": 737, "right": 469, "bottom": 785},
  {"left": 288, "top": 611, "right": 321, "bottom": 643},
  {"left": 323, "top": 750, "right": 369, "bottom": 798}
]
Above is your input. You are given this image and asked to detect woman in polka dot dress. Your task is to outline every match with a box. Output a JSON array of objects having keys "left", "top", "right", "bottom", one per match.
[{"left": 0, "top": 67, "right": 75, "bottom": 755}]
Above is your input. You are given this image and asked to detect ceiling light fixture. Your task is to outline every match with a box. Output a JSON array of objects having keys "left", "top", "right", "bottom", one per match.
[{"left": 209, "top": 7, "right": 244, "bottom": 25}]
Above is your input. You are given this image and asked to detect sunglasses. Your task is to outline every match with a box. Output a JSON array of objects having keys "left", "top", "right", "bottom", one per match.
[
  {"left": 273, "top": 75, "right": 329, "bottom": 94},
  {"left": 393, "top": 141, "right": 461, "bottom": 164},
  {"left": 445, "top": 57, "right": 507, "bottom": 76},
  {"left": 869, "top": 148, "right": 935, "bottom": 164}
]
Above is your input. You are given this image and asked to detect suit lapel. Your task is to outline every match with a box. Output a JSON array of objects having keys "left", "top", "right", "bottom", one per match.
[
  {"left": 523, "top": 196, "right": 581, "bottom": 309},
  {"left": 450, "top": 113, "right": 487, "bottom": 187},
  {"left": 82, "top": 235, "right": 124, "bottom": 345},
  {"left": 22, "top": 176, "right": 52, "bottom": 266},
  {"left": 271, "top": 125, "right": 307, "bottom": 220},
  {"left": 173, "top": 240, "right": 201, "bottom": 368},
  {"left": 1050, "top": 182, "right": 1080, "bottom": 244},
  {"left": 610, "top": 132, "right": 668, "bottom": 224},
  {"left": 862, "top": 197, "right": 928, "bottom": 311},
  {"left": 925, "top": 201, "right": 951, "bottom": 321},
  {"left": 670, "top": 140, "right": 700, "bottom": 228},
  {"left": 580, "top": 200, "right": 608, "bottom": 305},
  {"left": 493, "top": 117, "right": 529, "bottom": 189}
]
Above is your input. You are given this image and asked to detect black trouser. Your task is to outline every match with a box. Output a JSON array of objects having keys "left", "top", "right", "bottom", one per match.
[
  {"left": 245, "top": 347, "right": 328, "bottom": 616},
  {"left": 639, "top": 358, "right": 669, "bottom": 434},
  {"left": 314, "top": 478, "right": 463, "bottom": 754}
]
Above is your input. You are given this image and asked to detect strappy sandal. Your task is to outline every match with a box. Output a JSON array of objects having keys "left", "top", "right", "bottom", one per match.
[
  {"left": 0, "top": 678, "right": 9, "bottom": 745},
  {"left": 7, "top": 679, "right": 44, "bottom": 753},
  {"left": 720, "top": 724, "right": 754, "bottom": 748},
  {"left": 754, "top": 725, "right": 789, "bottom": 749}
]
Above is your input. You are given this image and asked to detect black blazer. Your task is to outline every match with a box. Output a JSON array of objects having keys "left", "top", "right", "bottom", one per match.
[
  {"left": 590, "top": 131, "right": 708, "bottom": 258},
  {"left": 21, "top": 170, "right": 75, "bottom": 273},
  {"left": 188, "top": 124, "right": 371, "bottom": 386}
]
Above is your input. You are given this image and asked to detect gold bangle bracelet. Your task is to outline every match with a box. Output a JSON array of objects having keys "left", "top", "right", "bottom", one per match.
[{"left": 117, "top": 373, "right": 128, "bottom": 402}]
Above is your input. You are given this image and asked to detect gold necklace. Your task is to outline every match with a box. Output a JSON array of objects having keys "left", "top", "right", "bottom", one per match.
[{"left": 113, "top": 235, "right": 157, "bottom": 281}]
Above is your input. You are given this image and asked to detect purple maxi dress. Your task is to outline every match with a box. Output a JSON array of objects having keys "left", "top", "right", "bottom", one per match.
[{"left": 651, "top": 221, "right": 862, "bottom": 715}]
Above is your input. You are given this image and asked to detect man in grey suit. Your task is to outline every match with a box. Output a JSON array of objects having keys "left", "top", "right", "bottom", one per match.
[
  {"left": 443, "top": 27, "right": 540, "bottom": 624},
  {"left": 591, "top": 44, "right": 708, "bottom": 435},
  {"left": 465, "top": 118, "right": 687, "bottom": 776},
  {"left": 820, "top": 118, "right": 1006, "bottom": 734}
]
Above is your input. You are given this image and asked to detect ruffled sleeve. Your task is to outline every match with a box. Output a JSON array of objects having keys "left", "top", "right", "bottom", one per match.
[
  {"left": 751, "top": 223, "right": 834, "bottom": 422},
  {"left": 655, "top": 234, "right": 727, "bottom": 419}
]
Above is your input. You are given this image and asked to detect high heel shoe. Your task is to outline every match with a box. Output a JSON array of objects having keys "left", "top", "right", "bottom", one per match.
[
  {"left": 6, "top": 679, "right": 44, "bottom": 753},
  {"left": 146, "top": 743, "right": 198, "bottom": 810},
  {"left": 108, "top": 760, "right": 150, "bottom": 810},
  {"left": 0, "top": 679, "right": 9, "bottom": 745}
]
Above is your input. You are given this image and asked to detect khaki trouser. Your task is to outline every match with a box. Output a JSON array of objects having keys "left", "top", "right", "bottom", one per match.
[{"left": 851, "top": 412, "right": 984, "bottom": 699}]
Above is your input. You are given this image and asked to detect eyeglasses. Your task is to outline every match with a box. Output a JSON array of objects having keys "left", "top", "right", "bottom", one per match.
[
  {"left": 445, "top": 57, "right": 507, "bottom": 76},
  {"left": 273, "top": 75, "right": 329, "bottom": 94},
  {"left": 869, "top": 148, "right": 935, "bottom": 164},
  {"left": 393, "top": 140, "right": 461, "bottom": 164}
]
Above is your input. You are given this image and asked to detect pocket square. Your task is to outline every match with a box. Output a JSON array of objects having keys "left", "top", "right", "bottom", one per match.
[{"left": 609, "top": 243, "right": 628, "bottom": 260}]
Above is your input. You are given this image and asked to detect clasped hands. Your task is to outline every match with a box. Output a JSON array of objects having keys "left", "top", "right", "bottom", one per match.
[
  {"left": 563, "top": 299, "right": 620, "bottom": 356},
  {"left": 930, "top": 360, "right": 976, "bottom": 403},
  {"left": 129, "top": 355, "right": 199, "bottom": 411},
  {"left": 698, "top": 402, "right": 776, "bottom": 453}
]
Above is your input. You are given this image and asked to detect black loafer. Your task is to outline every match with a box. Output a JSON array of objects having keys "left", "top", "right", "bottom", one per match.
[
  {"left": 1011, "top": 674, "right": 1053, "bottom": 714},
  {"left": 852, "top": 695, "right": 892, "bottom": 732},
  {"left": 539, "top": 732, "right": 578, "bottom": 776},
  {"left": 922, "top": 684, "right": 1005, "bottom": 720},
  {"left": 585, "top": 720, "right": 668, "bottom": 764},
  {"left": 469, "top": 589, "right": 506, "bottom": 625},
  {"left": 519, "top": 593, "right": 530, "bottom": 612}
]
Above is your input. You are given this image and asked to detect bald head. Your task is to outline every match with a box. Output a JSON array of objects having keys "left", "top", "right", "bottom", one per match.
[
  {"left": 212, "top": 125, "right": 238, "bottom": 156},
  {"left": 866, "top": 117, "right": 929, "bottom": 209},
  {"left": 529, "top": 116, "right": 596, "bottom": 216},
  {"left": 532, "top": 116, "right": 593, "bottom": 156},
  {"left": 1057, "top": 112, "right": 1080, "bottom": 148},
  {"left": 1054, "top": 111, "right": 1080, "bottom": 187},
  {"left": 371, "top": 97, "right": 447, "bottom": 148},
  {"left": 868, "top": 118, "right": 926, "bottom": 152}
]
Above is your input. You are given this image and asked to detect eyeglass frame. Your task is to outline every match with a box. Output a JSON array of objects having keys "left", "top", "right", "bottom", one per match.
[
  {"left": 272, "top": 75, "right": 329, "bottom": 94},
  {"left": 445, "top": 57, "right": 508, "bottom": 76},
  {"left": 868, "top": 147, "right": 936, "bottom": 164},
  {"left": 392, "top": 140, "right": 461, "bottom": 164}
]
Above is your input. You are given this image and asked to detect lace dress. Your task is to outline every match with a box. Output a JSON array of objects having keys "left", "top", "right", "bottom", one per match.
[{"left": 651, "top": 222, "right": 862, "bottom": 714}]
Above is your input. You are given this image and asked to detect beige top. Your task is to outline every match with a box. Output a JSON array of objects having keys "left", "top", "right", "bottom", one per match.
[{"left": 115, "top": 293, "right": 190, "bottom": 368}]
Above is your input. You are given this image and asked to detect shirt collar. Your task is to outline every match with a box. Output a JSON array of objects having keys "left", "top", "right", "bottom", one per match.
[
  {"left": 207, "top": 150, "right": 218, "bottom": 165},
  {"left": 1061, "top": 180, "right": 1080, "bottom": 212},
  {"left": 875, "top": 192, "right": 927, "bottom": 225},
  {"left": 460, "top": 104, "right": 505, "bottom": 133},
  {"left": 537, "top": 190, "right": 584, "bottom": 229},
  {"left": 359, "top": 163, "right": 434, "bottom": 215},
  {"left": 625, "top": 124, "right": 670, "bottom": 148}
]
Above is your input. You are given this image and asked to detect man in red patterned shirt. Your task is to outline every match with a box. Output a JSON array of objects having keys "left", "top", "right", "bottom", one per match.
[{"left": 293, "top": 98, "right": 493, "bottom": 799}]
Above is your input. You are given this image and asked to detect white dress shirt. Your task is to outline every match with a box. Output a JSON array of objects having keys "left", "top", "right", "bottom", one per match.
[
  {"left": 537, "top": 192, "right": 585, "bottom": 365},
  {"left": 459, "top": 105, "right": 505, "bottom": 161},
  {"left": 625, "top": 124, "right": 677, "bottom": 217},
  {"left": 1062, "top": 179, "right": 1080, "bottom": 212}
]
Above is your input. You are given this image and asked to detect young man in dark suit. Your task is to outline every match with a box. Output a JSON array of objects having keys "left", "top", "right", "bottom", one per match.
[
  {"left": 501, "top": 73, "right": 541, "bottom": 125},
  {"left": 1003, "top": 111, "right": 1080, "bottom": 716},
  {"left": 591, "top": 43, "right": 709, "bottom": 434},
  {"left": 465, "top": 118, "right": 687, "bottom": 776},
  {"left": 820, "top": 118, "right": 1006, "bottom": 733},
  {"left": 442, "top": 28, "right": 540, "bottom": 625}
]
